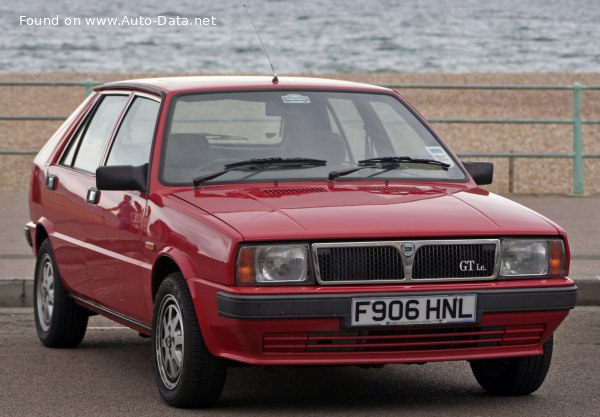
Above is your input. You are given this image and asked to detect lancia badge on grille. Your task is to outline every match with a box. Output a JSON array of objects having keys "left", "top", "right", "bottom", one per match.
[{"left": 401, "top": 243, "right": 415, "bottom": 257}]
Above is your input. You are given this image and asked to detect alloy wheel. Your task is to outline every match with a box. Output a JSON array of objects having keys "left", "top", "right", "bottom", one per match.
[
  {"left": 155, "top": 294, "right": 185, "bottom": 389},
  {"left": 36, "top": 254, "right": 55, "bottom": 331}
]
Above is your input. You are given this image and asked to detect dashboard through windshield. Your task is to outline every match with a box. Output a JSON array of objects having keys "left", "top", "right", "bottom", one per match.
[{"left": 160, "top": 90, "right": 466, "bottom": 185}]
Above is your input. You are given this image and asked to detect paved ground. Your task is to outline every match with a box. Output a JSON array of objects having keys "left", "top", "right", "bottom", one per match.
[
  {"left": 1, "top": 192, "right": 598, "bottom": 305},
  {"left": 0, "top": 306, "right": 598, "bottom": 416}
]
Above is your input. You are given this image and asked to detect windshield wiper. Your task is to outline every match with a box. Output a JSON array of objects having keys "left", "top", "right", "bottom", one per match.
[
  {"left": 224, "top": 157, "right": 326, "bottom": 170},
  {"left": 328, "top": 156, "right": 450, "bottom": 181},
  {"left": 193, "top": 157, "right": 327, "bottom": 187},
  {"left": 359, "top": 156, "right": 451, "bottom": 168}
]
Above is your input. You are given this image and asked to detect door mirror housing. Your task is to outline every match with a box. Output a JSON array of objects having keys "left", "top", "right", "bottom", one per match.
[
  {"left": 96, "top": 164, "right": 148, "bottom": 193},
  {"left": 462, "top": 161, "right": 494, "bottom": 185}
]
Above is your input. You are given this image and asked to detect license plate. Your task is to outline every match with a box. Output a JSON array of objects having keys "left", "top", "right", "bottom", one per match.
[{"left": 351, "top": 294, "right": 477, "bottom": 327}]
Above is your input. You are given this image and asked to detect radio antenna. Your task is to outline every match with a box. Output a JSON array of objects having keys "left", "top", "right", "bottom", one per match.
[{"left": 243, "top": 4, "right": 278, "bottom": 84}]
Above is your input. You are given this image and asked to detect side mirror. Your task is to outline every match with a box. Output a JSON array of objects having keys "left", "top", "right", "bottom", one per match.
[
  {"left": 96, "top": 164, "right": 148, "bottom": 193},
  {"left": 462, "top": 161, "right": 493, "bottom": 185}
]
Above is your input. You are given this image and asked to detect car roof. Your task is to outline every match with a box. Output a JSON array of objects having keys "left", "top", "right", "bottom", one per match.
[{"left": 95, "top": 76, "right": 392, "bottom": 95}]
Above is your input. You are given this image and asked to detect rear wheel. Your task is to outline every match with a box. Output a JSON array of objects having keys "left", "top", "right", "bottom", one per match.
[
  {"left": 34, "top": 239, "right": 89, "bottom": 347},
  {"left": 470, "top": 335, "right": 554, "bottom": 395},
  {"left": 152, "top": 273, "right": 227, "bottom": 408}
]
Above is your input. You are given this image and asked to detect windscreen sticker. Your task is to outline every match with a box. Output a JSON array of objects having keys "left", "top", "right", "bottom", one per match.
[
  {"left": 281, "top": 94, "right": 311, "bottom": 104},
  {"left": 425, "top": 146, "right": 454, "bottom": 167}
]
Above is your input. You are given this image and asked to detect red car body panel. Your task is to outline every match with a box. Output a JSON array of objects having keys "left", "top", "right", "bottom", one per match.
[
  {"left": 170, "top": 183, "right": 562, "bottom": 241},
  {"left": 26, "top": 76, "right": 576, "bottom": 366},
  {"left": 184, "top": 276, "right": 575, "bottom": 364}
]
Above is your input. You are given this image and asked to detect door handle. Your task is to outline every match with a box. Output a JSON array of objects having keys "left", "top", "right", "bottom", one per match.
[
  {"left": 46, "top": 175, "right": 58, "bottom": 190},
  {"left": 86, "top": 188, "right": 100, "bottom": 204}
]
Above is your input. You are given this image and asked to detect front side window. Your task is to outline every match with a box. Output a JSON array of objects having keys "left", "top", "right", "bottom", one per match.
[
  {"left": 62, "top": 95, "right": 128, "bottom": 173},
  {"left": 161, "top": 91, "right": 466, "bottom": 185},
  {"left": 106, "top": 97, "right": 160, "bottom": 166}
]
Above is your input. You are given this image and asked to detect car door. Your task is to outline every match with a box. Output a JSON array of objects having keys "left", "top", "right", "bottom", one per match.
[
  {"left": 84, "top": 94, "right": 161, "bottom": 323},
  {"left": 45, "top": 94, "right": 130, "bottom": 299}
]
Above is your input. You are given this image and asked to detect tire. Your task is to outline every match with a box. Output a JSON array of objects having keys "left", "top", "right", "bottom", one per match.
[
  {"left": 151, "top": 273, "right": 227, "bottom": 408},
  {"left": 34, "top": 239, "right": 89, "bottom": 348},
  {"left": 470, "top": 335, "right": 554, "bottom": 395}
]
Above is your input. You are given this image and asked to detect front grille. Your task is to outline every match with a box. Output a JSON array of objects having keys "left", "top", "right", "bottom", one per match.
[
  {"left": 412, "top": 244, "right": 496, "bottom": 279},
  {"left": 263, "top": 324, "right": 545, "bottom": 353},
  {"left": 313, "top": 240, "right": 499, "bottom": 284},
  {"left": 316, "top": 246, "right": 404, "bottom": 283}
]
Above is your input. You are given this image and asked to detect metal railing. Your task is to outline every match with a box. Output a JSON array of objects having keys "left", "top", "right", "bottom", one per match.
[
  {"left": 0, "top": 80, "right": 599, "bottom": 193},
  {"left": 387, "top": 84, "right": 600, "bottom": 194}
]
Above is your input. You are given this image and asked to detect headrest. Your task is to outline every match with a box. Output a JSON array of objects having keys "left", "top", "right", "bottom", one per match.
[{"left": 163, "top": 133, "right": 211, "bottom": 182}]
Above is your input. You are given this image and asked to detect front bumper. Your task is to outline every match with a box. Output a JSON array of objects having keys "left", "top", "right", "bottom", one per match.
[
  {"left": 189, "top": 279, "right": 577, "bottom": 366},
  {"left": 217, "top": 286, "right": 577, "bottom": 325}
]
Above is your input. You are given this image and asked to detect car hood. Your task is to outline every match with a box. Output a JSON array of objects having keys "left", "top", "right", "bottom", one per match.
[{"left": 171, "top": 183, "right": 559, "bottom": 241}]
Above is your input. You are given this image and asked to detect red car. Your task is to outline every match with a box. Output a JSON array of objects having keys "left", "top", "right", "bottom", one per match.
[{"left": 27, "top": 76, "right": 577, "bottom": 408}]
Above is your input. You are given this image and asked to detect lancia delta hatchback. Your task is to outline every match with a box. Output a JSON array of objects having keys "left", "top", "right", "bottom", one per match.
[{"left": 27, "top": 76, "right": 577, "bottom": 408}]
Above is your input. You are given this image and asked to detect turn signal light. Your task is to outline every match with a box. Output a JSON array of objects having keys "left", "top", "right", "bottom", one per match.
[
  {"left": 236, "top": 247, "right": 255, "bottom": 284},
  {"left": 549, "top": 239, "right": 567, "bottom": 276}
]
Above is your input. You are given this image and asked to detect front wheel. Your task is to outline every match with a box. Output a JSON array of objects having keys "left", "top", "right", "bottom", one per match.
[
  {"left": 470, "top": 335, "right": 554, "bottom": 395},
  {"left": 152, "top": 273, "right": 227, "bottom": 408}
]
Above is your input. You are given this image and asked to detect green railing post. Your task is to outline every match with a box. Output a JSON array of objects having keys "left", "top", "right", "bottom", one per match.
[
  {"left": 508, "top": 150, "right": 515, "bottom": 193},
  {"left": 83, "top": 78, "right": 95, "bottom": 98},
  {"left": 572, "top": 83, "right": 585, "bottom": 194}
]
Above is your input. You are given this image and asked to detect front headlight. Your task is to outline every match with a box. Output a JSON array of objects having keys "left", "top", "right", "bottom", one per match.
[
  {"left": 236, "top": 244, "right": 312, "bottom": 285},
  {"left": 500, "top": 239, "right": 566, "bottom": 277}
]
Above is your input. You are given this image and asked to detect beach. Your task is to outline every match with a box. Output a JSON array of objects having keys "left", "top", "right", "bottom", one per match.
[{"left": 1, "top": 72, "right": 599, "bottom": 194}]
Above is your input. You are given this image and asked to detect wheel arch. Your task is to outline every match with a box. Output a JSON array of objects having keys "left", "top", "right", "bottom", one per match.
[
  {"left": 152, "top": 255, "right": 181, "bottom": 301},
  {"left": 35, "top": 225, "right": 48, "bottom": 253},
  {"left": 34, "top": 218, "right": 54, "bottom": 254},
  {"left": 151, "top": 249, "right": 196, "bottom": 301}
]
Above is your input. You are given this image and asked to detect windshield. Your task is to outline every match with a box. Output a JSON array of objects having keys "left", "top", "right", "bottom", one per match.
[{"left": 161, "top": 90, "right": 466, "bottom": 185}]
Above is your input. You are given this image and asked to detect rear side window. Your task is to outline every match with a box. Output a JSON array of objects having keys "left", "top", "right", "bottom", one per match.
[
  {"left": 106, "top": 97, "right": 160, "bottom": 166},
  {"left": 61, "top": 95, "right": 128, "bottom": 173}
]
